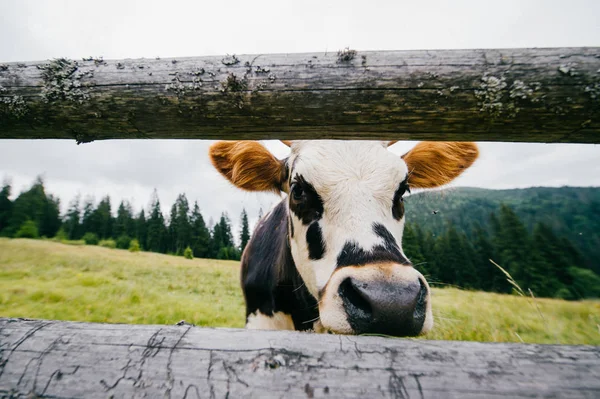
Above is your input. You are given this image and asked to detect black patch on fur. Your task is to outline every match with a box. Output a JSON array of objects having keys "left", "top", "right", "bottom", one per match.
[
  {"left": 241, "top": 200, "right": 318, "bottom": 331},
  {"left": 392, "top": 178, "right": 410, "bottom": 220},
  {"left": 306, "top": 222, "right": 325, "bottom": 260},
  {"left": 373, "top": 223, "right": 401, "bottom": 254},
  {"left": 289, "top": 174, "right": 323, "bottom": 225},
  {"left": 289, "top": 215, "right": 294, "bottom": 238},
  {"left": 336, "top": 223, "right": 410, "bottom": 267}
]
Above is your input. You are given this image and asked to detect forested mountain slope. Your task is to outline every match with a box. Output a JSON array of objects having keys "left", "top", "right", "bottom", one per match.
[{"left": 404, "top": 187, "right": 600, "bottom": 274}]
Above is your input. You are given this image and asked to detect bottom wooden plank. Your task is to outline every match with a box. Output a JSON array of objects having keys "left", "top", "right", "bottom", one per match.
[{"left": 0, "top": 318, "right": 598, "bottom": 398}]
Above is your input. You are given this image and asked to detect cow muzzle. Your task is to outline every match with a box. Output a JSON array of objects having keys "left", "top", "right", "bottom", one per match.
[{"left": 318, "top": 263, "right": 433, "bottom": 336}]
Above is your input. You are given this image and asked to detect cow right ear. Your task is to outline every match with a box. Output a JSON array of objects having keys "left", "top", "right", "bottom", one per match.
[{"left": 209, "top": 141, "right": 286, "bottom": 193}]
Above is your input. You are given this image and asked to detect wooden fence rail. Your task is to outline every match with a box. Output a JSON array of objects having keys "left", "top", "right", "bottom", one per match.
[
  {"left": 1, "top": 48, "right": 599, "bottom": 143},
  {"left": 2, "top": 48, "right": 600, "bottom": 398},
  {"left": 0, "top": 318, "right": 599, "bottom": 398}
]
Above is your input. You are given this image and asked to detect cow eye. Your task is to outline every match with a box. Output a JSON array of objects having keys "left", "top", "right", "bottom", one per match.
[
  {"left": 289, "top": 175, "right": 324, "bottom": 224},
  {"left": 392, "top": 179, "right": 410, "bottom": 220},
  {"left": 291, "top": 183, "right": 304, "bottom": 202}
]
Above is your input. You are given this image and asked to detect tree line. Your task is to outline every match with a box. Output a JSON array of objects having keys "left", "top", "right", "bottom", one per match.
[
  {"left": 403, "top": 203, "right": 600, "bottom": 299},
  {"left": 404, "top": 186, "right": 600, "bottom": 274},
  {"left": 1, "top": 177, "right": 599, "bottom": 299},
  {"left": 0, "top": 178, "right": 251, "bottom": 261}
]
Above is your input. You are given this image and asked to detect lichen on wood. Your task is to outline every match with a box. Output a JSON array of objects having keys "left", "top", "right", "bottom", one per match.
[
  {"left": 0, "top": 85, "right": 28, "bottom": 119},
  {"left": 585, "top": 83, "right": 600, "bottom": 100},
  {"left": 38, "top": 58, "right": 93, "bottom": 103},
  {"left": 475, "top": 74, "right": 508, "bottom": 117},
  {"left": 221, "top": 73, "right": 248, "bottom": 108},
  {"left": 0, "top": 94, "right": 28, "bottom": 119},
  {"left": 82, "top": 56, "right": 107, "bottom": 67},
  {"left": 221, "top": 54, "right": 240, "bottom": 66},
  {"left": 0, "top": 48, "right": 598, "bottom": 143},
  {"left": 475, "top": 74, "right": 544, "bottom": 118},
  {"left": 254, "top": 65, "right": 270, "bottom": 74},
  {"left": 165, "top": 71, "right": 203, "bottom": 98},
  {"left": 337, "top": 48, "right": 357, "bottom": 63},
  {"left": 558, "top": 64, "right": 577, "bottom": 76}
]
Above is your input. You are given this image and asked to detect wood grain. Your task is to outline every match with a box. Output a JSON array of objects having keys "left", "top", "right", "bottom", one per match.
[
  {"left": 1, "top": 318, "right": 599, "bottom": 398},
  {"left": 1, "top": 48, "right": 599, "bottom": 143}
]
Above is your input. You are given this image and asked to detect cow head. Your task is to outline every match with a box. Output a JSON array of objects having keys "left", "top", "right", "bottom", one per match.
[{"left": 210, "top": 140, "right": 478, "bottom": 336}]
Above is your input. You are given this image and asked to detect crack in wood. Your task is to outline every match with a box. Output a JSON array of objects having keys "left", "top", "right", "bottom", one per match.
[
  {"left": 2, "top": 319, "right": 600, "bottom": 398},
  {"left": 0, "top": 321, "right": 52, "bottom": 380},
  {"left": 165, "top": 326, "right": 191, "bottom": 399}
]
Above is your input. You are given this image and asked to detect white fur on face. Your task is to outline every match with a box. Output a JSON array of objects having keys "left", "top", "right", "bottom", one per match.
[
  {"left": 287, "top": 141, "right": 410, "bottom": 298},
  {"left": 246, "top": 311, "right": 295, "bottom": 330}
]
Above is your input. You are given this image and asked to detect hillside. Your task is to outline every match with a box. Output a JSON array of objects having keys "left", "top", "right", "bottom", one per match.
[
  {"left": 1, "top": 238, "right": 599, "bottom": 345},
  {"left": 405, "top": 186, "right": 600, "bottom": 273}
]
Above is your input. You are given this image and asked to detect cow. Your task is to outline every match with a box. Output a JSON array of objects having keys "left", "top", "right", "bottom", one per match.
[{"left": 209, "top": 140, "right": 478, "bottom": 336}]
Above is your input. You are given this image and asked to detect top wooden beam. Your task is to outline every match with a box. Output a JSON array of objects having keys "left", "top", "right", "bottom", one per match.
[{"left": 1, "top": 48, "right": 599, "bottom": 143}]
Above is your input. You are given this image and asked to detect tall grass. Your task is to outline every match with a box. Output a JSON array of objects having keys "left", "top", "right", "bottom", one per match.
[
  {"left": 1, "top": 238, "right": 598, "bottom": 344},
  {"left": 0, "top": 238, "right": 244, "bottom": 327}
]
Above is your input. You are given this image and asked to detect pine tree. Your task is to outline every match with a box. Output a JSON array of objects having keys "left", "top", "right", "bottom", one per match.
[
  {"left": 0, "top": 181, "right": 13, "bottom": 235},
  {"left": 496, "top": 204, "right": 533, "bottom": 291},
  {"left": 40, "top": 194, "right": 61, "bottom": 238},
  {"left": 93, "top": 196, "right": 113, "bottom": 239},
  {"left": 212, "top": 212, "right": 239, "bottom": 260},
  {"left": 209, "top": 221, "right": 222, "bottom": 259},
  {"left": 81, "top": 196, "right": 96, "bottom": 236},
  {"left": 473, "top": 225, "right": 509, "bottom": 293},
  {"left": 434, "top": 229, "right": 456, "bottom": 285},
  {"left": 166, "top": 194, "right": 192, "bottom": 255},
  {"left": 220, "top": 213, "right": 234, "bottom": 248},
  {"left": 136, "top": 209, "right": 147, "bottom": 250},
  {"left": 240, "top": 208, "right": 250, "bottom": 254},
  {"left": 175, "top": 194, "right": 192, "bottom": 255},
  {"left": 190, "top": 201, "right": 210, "bottom": 258},
  {"left": 114, "top": 200, "right": 135, "bottom": 240},
  {"left": 456, "top": 232, "right": 479, "bottom": 289},
  {"left": 5, "top": 177, "right": 60, "bottom": 238},
  {"left": 63, "top": 195, "right": 82, "bottom": 240},
  {"left": 531, "top": 223, "right": 572, "bottom": 297},
  {"left": 402, "top": 222, "right": 427, "bottom": 274},
  {"left": 560, "top": 236, "right": 586, "bottom": 271},
  {"left": 146, "top": 190, "right": 166, "bottom": 253},
  {"left": 420, "top": 230, "right": 439, "bottom": 283},
  {"left": 168, "top": 202, "right": 178, "bottom": 254}
]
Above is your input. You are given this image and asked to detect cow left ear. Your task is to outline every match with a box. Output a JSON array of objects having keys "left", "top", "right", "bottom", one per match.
[
  {"left": 402, "top": 142, "right": 479, "bottom": 189},
  {"left": 209, "top": 141, "right": 286, "bottom": 193}
]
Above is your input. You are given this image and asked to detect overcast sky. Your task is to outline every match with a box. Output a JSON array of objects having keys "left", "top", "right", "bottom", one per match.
[{"left": 1, "top": 0, "right": 599, "bottom": 232}]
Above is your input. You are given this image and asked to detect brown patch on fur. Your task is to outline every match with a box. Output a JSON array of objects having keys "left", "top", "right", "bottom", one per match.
[
  {"left": 209, "top": 141, "right": 285, "bottom": 192},
  {"left": 402, "top": 142, "right": 479, "bottom": 188},
  {"left": 281, "top": 140, "right": 293, "bottom": 147}
]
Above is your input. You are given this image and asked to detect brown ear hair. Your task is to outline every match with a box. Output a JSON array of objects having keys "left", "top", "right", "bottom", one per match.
[
  {"left": 402, "top": 142, "right": 479, "bottom": 188},
  {"left": 209, "top": 141, "right": 286, "bottom": 192}
]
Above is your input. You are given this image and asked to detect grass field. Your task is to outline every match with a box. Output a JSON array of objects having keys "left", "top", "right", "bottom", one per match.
[{"left": 1, "top": 238, "right": 598, "bottom": 345}]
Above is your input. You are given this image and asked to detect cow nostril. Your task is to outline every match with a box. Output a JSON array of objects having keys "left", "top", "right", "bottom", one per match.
[
  {"left": 414, "top": 279, "right": 428, "bottom": 321},
  {"left": 338, "top": 278, "right": 372, "bottom": 322}
]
